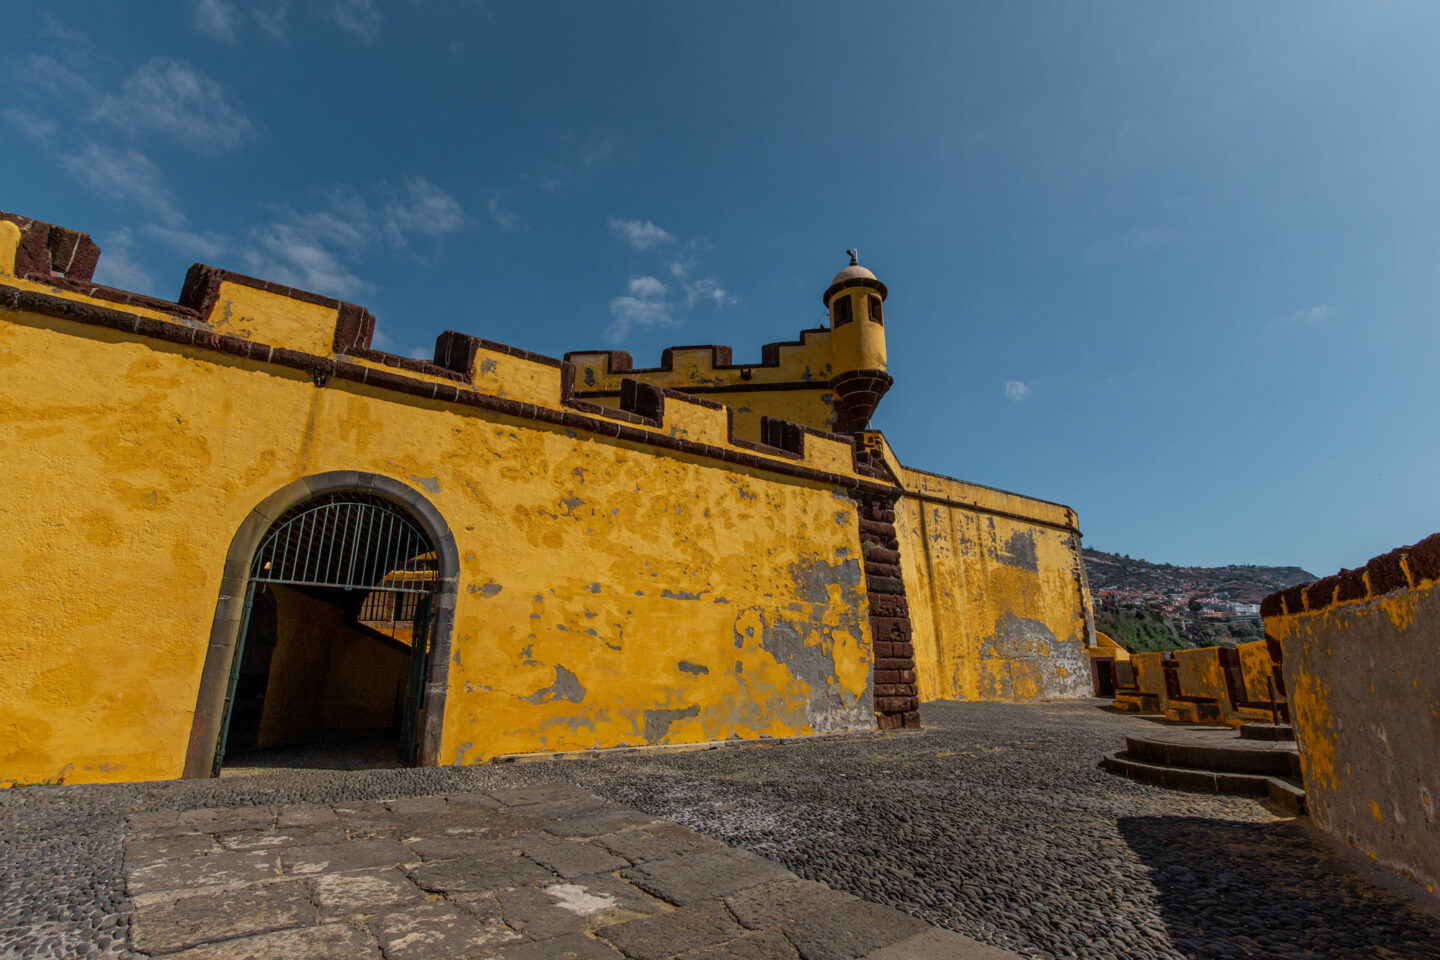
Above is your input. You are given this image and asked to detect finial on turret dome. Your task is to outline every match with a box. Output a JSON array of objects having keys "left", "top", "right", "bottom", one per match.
[{"left": 847, "top": 248, "right": 859, "bottom": 266}]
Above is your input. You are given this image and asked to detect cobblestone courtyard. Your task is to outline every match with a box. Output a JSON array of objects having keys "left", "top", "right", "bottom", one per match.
[{"left": 2, "top": 701, "right": 1436, "bottom": 959}]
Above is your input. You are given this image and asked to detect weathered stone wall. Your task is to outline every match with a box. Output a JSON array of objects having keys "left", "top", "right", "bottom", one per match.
[
  {"left": 893, "top": 467, "right": 1093, "bottom": 702},
  {"left": 0, "top": 213, "right": 887, "bottom": 786},
  {"left": 1264, "top": 535, "right": 1440, "bottom": 899}
]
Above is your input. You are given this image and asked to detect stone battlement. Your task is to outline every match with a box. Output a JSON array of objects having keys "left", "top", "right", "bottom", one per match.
[{"left": 0, "top": 211, "right": 889, "bottom": 495}]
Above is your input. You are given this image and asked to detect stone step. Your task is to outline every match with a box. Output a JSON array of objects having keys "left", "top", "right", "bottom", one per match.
[
  {"left": 1122, "top": 733, "right": 1300, "bottom": 777},
  {"left": 1103, "top": 751, "right": 1307, "bottom": 815},
  {"left": 1240, "top": 722, "right": 1296, "bottom": 741}
]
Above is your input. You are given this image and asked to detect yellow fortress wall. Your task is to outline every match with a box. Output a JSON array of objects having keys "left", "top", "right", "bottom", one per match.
[
  {"left": 0, "top": 210, "right": 1096, "bottom": 785},
  {"left": 0, "top": 213, "right": 888, "bottom": 786},
  {"left": 893, "top": 466, "right": 1094, "bottom": 701},
  {"left": 1263, "top": 536, "right": 1440, "bottom": 899}
]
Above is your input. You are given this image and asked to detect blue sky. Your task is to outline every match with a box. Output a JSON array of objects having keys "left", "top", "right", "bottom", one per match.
[{"left": 7, "top": 1, "right": 1439, "bottom": 577}]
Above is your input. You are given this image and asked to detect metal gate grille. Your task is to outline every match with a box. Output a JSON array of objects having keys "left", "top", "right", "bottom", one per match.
[
  {"left": 250, "top": 494, "right": 436, "bottom": 593},
  {"left": 215, "top": 492, "right": 439, "bottom": 774}
]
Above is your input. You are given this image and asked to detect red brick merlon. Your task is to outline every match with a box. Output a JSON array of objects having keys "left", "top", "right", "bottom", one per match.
[
  {"left": 857, "top": 497, "right": 921, "bottom": 730},
  {"left": 1261, "top": 531, "right": 1440, "bottom": 620}
]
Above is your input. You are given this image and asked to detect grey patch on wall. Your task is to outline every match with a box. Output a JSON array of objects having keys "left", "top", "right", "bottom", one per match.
[
  {"left": 998, "top": 531, "right": 1039, "bottom": 572},
  {"left": 408, "top": 475, "right": 441, "bottom": 494},
  {"left": 983, "top": 612, "right": 1059, "bottom": 659},
  {"left": 452, "top": 742, "right": 472, "bottom": 764},
  {"left": 468, "top": 581, "right": 503, "bottom": 597},
  {"left": 644, "top": 704, "right": 700, "bottom": 742},
  {"left": 559, "top": 496, "right": 584, "bottom": 516},
  {"left": 586, "top": 583, "right": 602, "bottom": 593},
  {"left": 787, "top": 555, "right": 861, "bottom": 604},
  {"left": 980, "top": 614, "right": 1090, "bottom": 699},
  {"left": 583, "top": 368, "right": 596, "bottom": 386},
  {"left": 521, "top": 665, "right": 586, "bottom": 704},
  {"left": 678, "top": 661, "right": 709, "bottom": 676},
  {"left": 661, "top": 589, "right": 703, "bottom": 601},
  {"left": 479, "top": 357, "right": 497, "bottom": 374},
  {"left": 748, "top": 554, "right": 874, "bottom": 733}
]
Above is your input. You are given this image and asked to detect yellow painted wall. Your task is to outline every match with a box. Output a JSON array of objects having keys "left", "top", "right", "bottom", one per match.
[
  {"left": 0, "top": 269, "right": 877, "bottom": 785},
  {"left": 1088, "top": 631, "right": 1131, "bottom": 662},
  {"left": 1268, "top": 571, "right": 1440, "bottom": 897},
  {"left": 893, "top": 465, "right": 1093, "bottom": 701},
  {"left": 567, "top": 323, "right": 861, "bottom": 442}
]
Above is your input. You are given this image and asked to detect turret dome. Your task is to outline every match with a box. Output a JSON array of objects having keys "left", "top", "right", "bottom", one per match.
[{"left": 823, "top": 251, "right": 887, "bottom": 306}]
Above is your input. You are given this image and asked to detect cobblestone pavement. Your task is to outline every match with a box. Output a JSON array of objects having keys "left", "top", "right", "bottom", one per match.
[{"left": 2, "top": 700, "right": 1437, "bottom": 959}]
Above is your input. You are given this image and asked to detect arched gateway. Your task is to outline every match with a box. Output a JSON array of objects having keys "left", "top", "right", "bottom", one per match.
[{"left": 185, "top": 473, "right": 458, "bottom": 777}]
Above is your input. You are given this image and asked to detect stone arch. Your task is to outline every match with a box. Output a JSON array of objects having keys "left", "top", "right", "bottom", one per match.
[{"left": 184, "top": 471, "right": 459, "bottom": 777}]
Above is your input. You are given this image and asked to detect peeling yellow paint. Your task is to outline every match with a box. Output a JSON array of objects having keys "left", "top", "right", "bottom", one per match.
[{"left": 0, "top": 270, "right": 879, "bottom": 786}]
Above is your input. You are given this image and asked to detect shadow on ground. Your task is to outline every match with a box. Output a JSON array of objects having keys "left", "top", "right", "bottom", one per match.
[
  {"left": 1117, "top": 815, "right": 1440, "bottom": 958},
  {"left": 220, "top": 734, "right": 402, "bottom": 774}
]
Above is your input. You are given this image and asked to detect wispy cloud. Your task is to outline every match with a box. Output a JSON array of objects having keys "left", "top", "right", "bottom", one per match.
[
  {"left": 487, "top": 194, "right": 523, "bottom": 231},
  {"left": 605, "top": 219, "right": 736, "bottom": 342},
  {"left": 609, "top": 276, "right": 676, "bottom": 339},
  {"left": 194, "top": 0, "right": 239, "bottom": 41},
  {"left": 537, "top": 135, "right": 620, "bottom": 193},
  {"left": 59, "top": 144, "right": 186, "bottom": 228},
  {"left": 683, "top": 275, "right": 736, "bottom": 310},
  {"left": 2, "top": 108, "right": 59, "bottom": 142},
  {"left": 254, "top": 2, "right": 288, "bottom": 41},
  {"left": 1281, "top": 305, "right": 1333, "bottom": 326},
  {"left": 382, "top": 178, "right": 466, "bottom": 242},
  {"left": 91, "top": 230, "right": 155, "bottom": 294},
  {"left": 1004, "top": 380, "right": 1031, "bottom": 403},
  {"left": 143, "top": 224, "right": 228, "bottom": 260},
  {"left": 609, "top": 218, "right": 675, "bottom": 251},
  {"left": 242, "top": 180, "right": 467, "bottom": 300},
  {"left": 95, "top": 58, "right": 258, "bottom": 155},
  {"left": 331, "top": 0, "right": 381, "bottom": 41}
]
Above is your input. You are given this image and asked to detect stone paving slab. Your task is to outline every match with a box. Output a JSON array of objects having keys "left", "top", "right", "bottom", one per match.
[{"left": 119, "top": 785, "right": 1010, "bottom": 959}]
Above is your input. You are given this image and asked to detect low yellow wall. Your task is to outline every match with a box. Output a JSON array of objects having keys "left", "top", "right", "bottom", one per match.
[
  {"left": 1266, "top": 538, "right": 1440, "bottom": 898},
  {"left": 0, "top": 259, "right": 879, "bottom": 785},
  {"left": 894, "top": 466, "right": 1093, "bottom": 701}
]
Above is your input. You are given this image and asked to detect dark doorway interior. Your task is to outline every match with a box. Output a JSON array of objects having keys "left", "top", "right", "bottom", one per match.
[
  {"left": 1092, "top": 657, "right": 1116, "bottom": 697},
  {"left": 224, "top": 584, "right": 414, "bottom": 765}
]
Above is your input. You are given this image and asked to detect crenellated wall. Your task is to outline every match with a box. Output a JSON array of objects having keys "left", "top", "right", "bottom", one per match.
[
  {"left": 0, "top": 208, "right": 1100, "bottom": 783},
  {"left": 1263, "top": 535, "right": 1440, "bottom": 899},
  {"left": 0, "top": 212, "right": 891, "bottom": 786},
  {"left": 566, "top": 335, "right": 840, "bottom": 440}
]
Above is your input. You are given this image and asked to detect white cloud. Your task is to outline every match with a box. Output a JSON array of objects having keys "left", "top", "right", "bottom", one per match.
[
  {"left": 1282, "top": 305, "right": 1333, "bottom": 325},
  {"left": 408, "top": 346, "right": 431, "bottom": 360},
  {"left": 382, "top": 178, "right": 465, "bottom": 242},
  {"left": 240, "top": 179, "right": 467, "bottom": 301},
  {"left": 538, "top": 136, "right": 619, "bottom": 193},
  {"left": 92, "top": 230, "right": 155, "bottom": 294},
  {"left": 487, "top": 194, "right": 523, "bottom": 232},
  {"left": 19, "top": 54, "right": 96, "bottom": 103},
  {"left": 1004, "top": 380, "right": 1031, "bottom": 403},
  {"left": 143, "top": 224, "right": 228, "bottom": 260},
  {"left": 254, "top": 2, "right": 288, "bottom": 40},
  {"left": 59, "top": 144, "right": 186, "bottom": 228},
  {"left": 331, "top": 0, "right": 381, "bottom": 41},
  {"left": 609, "top": 218, "right": 676, "bottom": 251},
  {"left": 683, "top": 276, "right": 736, "bottom": 310},
  {"left": 243, "top": 220, "right": 373, "bottom": 300},
  {"left": 3, "top": 108, "right": 60, "bottom": 143},
  {"left": 605, "top": 226, "right": 733, "bottom": 342},
  {"left": 95, "top": 58, "right": 257, "bottom": 155},
  {"left": 609, "top": 276, "right": 676, "bottom": 339},
  {"left": 194, "top": 0, "right": 239, "bottom": 41}
]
